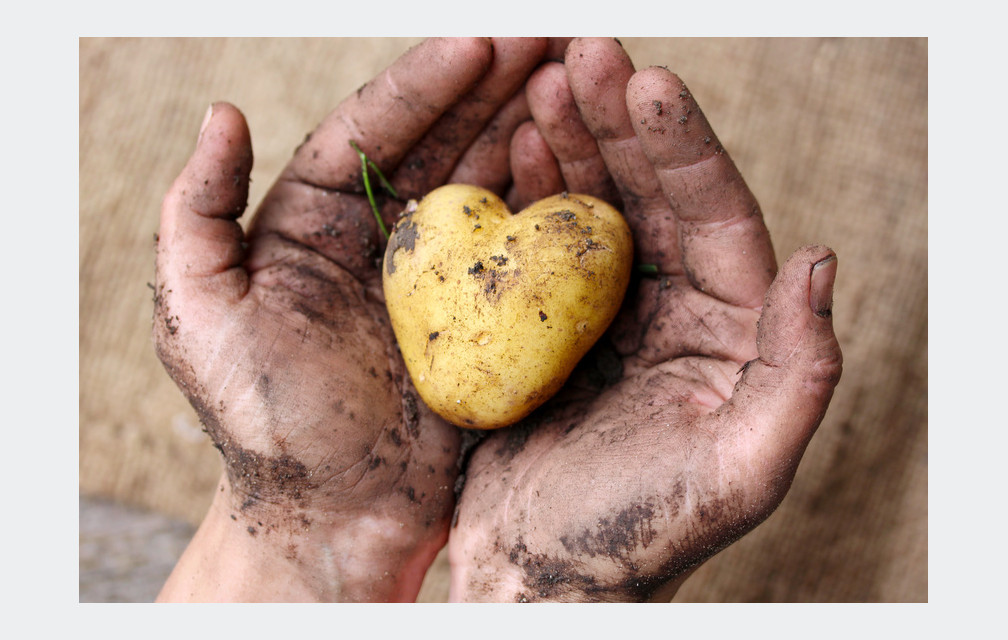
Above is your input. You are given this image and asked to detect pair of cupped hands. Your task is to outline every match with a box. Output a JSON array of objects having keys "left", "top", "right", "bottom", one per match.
[{"left": 154, "top": 37, "right": 842, "bottom": 602}]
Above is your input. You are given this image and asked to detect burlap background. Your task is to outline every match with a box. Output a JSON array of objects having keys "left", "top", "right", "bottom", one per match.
[{"left": 79, "top": 37, "right": 927, "bottom": 602}]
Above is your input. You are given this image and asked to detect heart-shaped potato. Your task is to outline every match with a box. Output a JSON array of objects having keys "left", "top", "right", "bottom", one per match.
[{"left": 383, "top": 184, "right": 633, "bottom": 429}]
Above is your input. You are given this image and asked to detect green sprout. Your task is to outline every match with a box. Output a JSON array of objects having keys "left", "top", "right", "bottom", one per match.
[
  {"left": 636, "top": 263, "right": 659, "bottom": 275},
  {"left": 350, "top": 140, "right": 397, "bottom": 240}
]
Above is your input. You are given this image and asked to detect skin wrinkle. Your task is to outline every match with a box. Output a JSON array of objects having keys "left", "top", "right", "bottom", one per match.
[
  {"left": 675, "top": 292, "right": 742, "bottom": 361},
  {"left": 248, "top": 229, "right": 373, "bottom": 294},
  {"left": 234, "top": 318, "right": 286, "bottom": 443},
  {"left": 340, "top": 420, "right": 407, "bottom": 498},
  {"left": 624, "top": 193, "right": 673, "bottom": 237},
  {"left": 558, "top": 155, "right": 611, "bottom": 190},
  {"left": 703, "top": 362, "right": 738, "bottom": 407},
  {"left": 383, "top": 61, "right": 447, "bottom": 119},
  {"left": 598, "top": 135, "right": 661, "bottom": 200},
  {"left": 655, "top": 153, "right": 756, "bottom": 222},
  {"left": 627, "top": 288, "right": 753, "bottom": 370},
  {"left": 176, "top": 221, "right": 246, "bottom": 277},
  {"left": 680, "top": 203, "right": 765, "bottom": 246},
  {"left": 497, "top": 443, "right": 549, "bottom": 530},
  {"left": 274, "top": 182, "right": 352, "bottom": 227},
  {"left": 759, "top": 318, "right": 810, "bottom": 368},
  {"left": 280, "top": 171, "right": 353, "bottom": 197}
]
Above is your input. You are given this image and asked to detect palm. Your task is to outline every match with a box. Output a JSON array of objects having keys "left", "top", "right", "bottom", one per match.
[
  {"left": 452, "top": 269, "right": 765, "bottom": 601},
  {"left": 448, "top": 38, "right": 841, "bottom": 602},
  {"left": 228, "top": 187, "right": 460, "bottom": 518},
  {"left": 154, "top": 39, "right": 556, "bottom": 591}
]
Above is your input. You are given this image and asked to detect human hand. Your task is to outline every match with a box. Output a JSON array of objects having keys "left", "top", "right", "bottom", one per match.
[
  {"left": 153, "top": 37, "right": 552, "bottom": 602},
  {"left": 448, "top": 38, "right": 843, "bottom": 602}
]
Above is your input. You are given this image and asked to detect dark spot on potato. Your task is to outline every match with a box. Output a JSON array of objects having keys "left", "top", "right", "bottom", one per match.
[
  {"left": 539, "top": 310, "right": 547, "bottom": 322},
  {"left": 428, "top": 331, "right": 440, "bottom": 341},
  {"left": 468, "top": 261, "right": 485, "bottom": 275},
  {"left": 384, "top": 218, "right": 419, "bottom": 275},
  {"left": 574, "top": 237, "right": 605, "bottom": 258}
]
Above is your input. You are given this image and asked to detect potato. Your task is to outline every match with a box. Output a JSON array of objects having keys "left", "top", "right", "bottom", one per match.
[{"left": 383, "top": 184, "right": 633, "bottom": 429}]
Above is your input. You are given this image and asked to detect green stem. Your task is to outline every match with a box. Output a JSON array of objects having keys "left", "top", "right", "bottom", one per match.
[
  {"left": 350, "top": 140, "right": 396, "bottom": 240},
  {"left": 636, "top": 263, "right": 659, "bottom": 275}
]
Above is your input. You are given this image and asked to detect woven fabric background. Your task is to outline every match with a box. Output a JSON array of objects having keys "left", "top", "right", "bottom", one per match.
[{"left": 79, "top": 37, "right": 927, "bottom": 602}]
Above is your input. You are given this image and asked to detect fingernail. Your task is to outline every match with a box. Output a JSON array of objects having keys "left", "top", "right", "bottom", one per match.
[
  {"left": 810, "top": 255, "right": 837, "bottom": 318},
  {"left": 198, "top": 104, "right": 214, "bottom": 143}
]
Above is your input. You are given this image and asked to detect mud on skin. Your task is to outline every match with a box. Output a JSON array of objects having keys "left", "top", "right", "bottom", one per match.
[
  {"left": 462, "top": 472, "right": 767, "bottom": 602},
  {"left": 504, "top": 498, "right": 668, "bottom": 602},
  {"left": 154, "top": 335, "right": 319, "bottom": 515}
]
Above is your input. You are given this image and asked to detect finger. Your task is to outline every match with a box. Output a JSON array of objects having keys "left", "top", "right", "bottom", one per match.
[
  {"left": 507, "top": 120, "right": 564, "bottom": 210},
  {"left": 525, "top": 61, "right": 621, "bottom": 206},
  {"left": 562, "top": 37, "right": 682, "bottom": 272},
  {"left": 156, "top": 102, "right": 252, "bottom": 306},
  {"left": 718, "top": 246, "right": 842, "bottom": 493},
  {"left": 627, "top": 66, "right": 777, "bottom": 308},
  {"left": 394, "top": 37, "right": 549, "bottom": 198},
  {"left": 447, "top": 88, "right": 533, "bottom": 198},
  {"left": 284, "top": 38, "right": 495, "bottom": 192}
]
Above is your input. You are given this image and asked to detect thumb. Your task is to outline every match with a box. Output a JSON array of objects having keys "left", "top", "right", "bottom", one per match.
[
  {"left": 156, "top": 102, "right": 253, "bottom": 302},
  {"left": 721, "top": 245, "right": 843, "bottom": 489}
]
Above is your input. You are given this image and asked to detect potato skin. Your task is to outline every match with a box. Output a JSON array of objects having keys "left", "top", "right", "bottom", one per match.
[{"left": 383, "top": 184, "right": 633, "bottom": 429}]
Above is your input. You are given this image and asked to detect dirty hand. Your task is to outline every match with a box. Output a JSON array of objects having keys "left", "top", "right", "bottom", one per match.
[
  {"left": 153, "top": 37, "right": 553, "bottom": 602},
  {"left": 448, "top": 37, "right": 844, "bottom": 602}
]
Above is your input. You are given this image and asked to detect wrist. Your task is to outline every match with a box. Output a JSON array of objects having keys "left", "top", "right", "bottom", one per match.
[
  {"left": 448, "top": 551, "right": 526, "bottom": 602},
  {"left": 158, "top": 473, "right": 444, "bottom": 602},
  {"left": 448, "top": 534, "right": 691, "bottom": 603}
]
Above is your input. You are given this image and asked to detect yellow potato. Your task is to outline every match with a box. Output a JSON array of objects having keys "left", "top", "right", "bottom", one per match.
[{"left": 383, "top": 184, "right": 633, "bottom": 429}]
